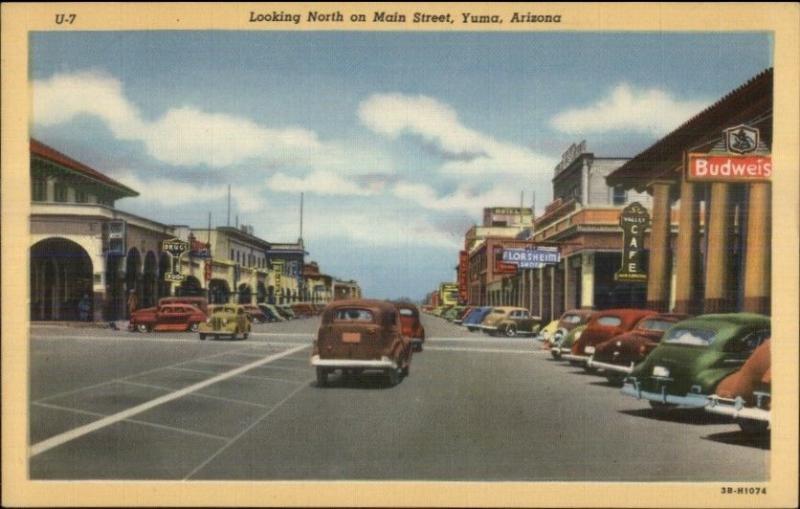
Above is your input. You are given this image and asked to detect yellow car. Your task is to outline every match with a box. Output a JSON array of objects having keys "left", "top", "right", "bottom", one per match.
[
  {"left": 198, "top": 304, "right": 252, "bottom": 340},
  {"left": 538, "top": 319, "right": 560, "bottom": 345}
]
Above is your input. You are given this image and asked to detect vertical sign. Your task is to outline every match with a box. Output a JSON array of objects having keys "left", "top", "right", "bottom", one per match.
[
  {"left": 614, "top": 202, "right": 650, "bottom": 282},
  {"left": 162, "top": 238, "right": 189, "bottom": 282},
  {"left": 458, "top": 250, "right": 468, "bottom": 303},
  {"left": 273, "top": 259, "right": 284, "bottom": 294}
]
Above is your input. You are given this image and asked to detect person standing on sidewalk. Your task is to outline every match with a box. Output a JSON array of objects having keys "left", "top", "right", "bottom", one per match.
[{"left": 127, "top": 289, "right": 138, "bottom": 318}]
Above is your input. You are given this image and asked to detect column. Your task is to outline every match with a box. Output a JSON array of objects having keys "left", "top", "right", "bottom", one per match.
[
  {"left": 646, "top": 182, "right": 673, "bottom": 311},
  {"left": 704, "top": 183, "right": 732, "bottom": 312},
  {"left": 743, "top": 183, "right": 771, "bottom": 314},
  {"left": 674, "top": 179, "right": 702, "bottom": 314},
  {"left": 563, "top": 255, "right": 572, "bottom": 310},
  {"left": 581, "top": 252, "right": 594, "bottom": 309}
]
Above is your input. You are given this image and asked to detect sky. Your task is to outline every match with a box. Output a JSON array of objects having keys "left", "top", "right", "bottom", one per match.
[{"left": 30, "top": 31, "right": 773, "bottom": 300}]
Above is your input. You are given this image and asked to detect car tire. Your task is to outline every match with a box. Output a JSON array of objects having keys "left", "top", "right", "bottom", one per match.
[
  {"left": 386, "top": 368, "right": 400, "bottom": 387},
  {"left": 189, "top": 323, "right": 200, "bottom": 332},
  {"left": 242, "top": 332, "right": 249, "bottom": 340},
  {"left": 401, "top": 363, "right": 410, "bottom": 377},
  {"left": 199, "top": 333, "right": 206, "bottom": 340},
  {"left": 605, "top": 373, "right": 624, "bottom": 386},
  {"left": 738, "top": 418, "right": 769, "bottom": 435},
  {"left": 316, "top": 367, "right": 328, "bottom": 387},
  {"left": 649, "top": 401, "right": 676, "bottom": 416},
  {"left": 551, "top": 349, "right": 562, "bottom": 360},
  {"left": 505, "top": 325, "right": 517, "bottom": 337},
  {"left": 136, "top": 323, "right": 150, "bottom": 333},
  {"left": 583, "top": 365, "right": 598, "bottom": 374}
]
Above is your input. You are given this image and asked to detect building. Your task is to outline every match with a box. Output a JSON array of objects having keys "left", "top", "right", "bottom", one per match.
[
  {"left": 30, "top": 139, "right": 175, "bottom": 321},
  {"left": 499, "top": 142, "right": 664, "bottom": 322},
  {"left": 303, "top": 261, "right": 333, "bottom": 304},
  {"left": 466, "top": 237, "right": 547, "bottom": 307},
  {"left": 265, "top": 241, "right": 307, "bottom": 304},
  {"left": 607, "top": 68, "right": 772, "bottom": 316},
  {"left": 332, "top": 279, "right": 361, "bottom": 301}
]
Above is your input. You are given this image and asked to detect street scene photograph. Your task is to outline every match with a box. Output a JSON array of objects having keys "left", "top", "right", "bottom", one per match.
[{"left": 20, "top": 17, "right": 781, "bottom": 487}]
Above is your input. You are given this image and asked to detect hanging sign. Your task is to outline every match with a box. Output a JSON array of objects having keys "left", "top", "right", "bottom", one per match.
[
  {"left": 162, "top": 238, "right": 189, "bottom": 282},
  {"left": 687, "top": 125, "right": 771, "bottom": 182},
  {"left": 615, "top": 202, "right": 650, "bottom": 283},
  {"left": 502, "top": 247, "right": 560, "bottom": 269}
]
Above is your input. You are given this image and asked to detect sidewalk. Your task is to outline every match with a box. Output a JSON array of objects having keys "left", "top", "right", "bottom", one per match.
[{"left": 30, "top": 320, "right": 127, "bottom": 330}]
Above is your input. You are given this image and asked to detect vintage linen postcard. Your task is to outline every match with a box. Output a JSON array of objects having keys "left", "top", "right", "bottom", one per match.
[{"left": 2, "top": 2, "right": 798, "bottom": 507}]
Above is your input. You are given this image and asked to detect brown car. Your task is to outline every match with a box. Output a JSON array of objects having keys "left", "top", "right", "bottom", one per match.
[
  {"left": 311, "top": 299, "right": 412, "bottom": 387},
  {"left": 394, "top": 302, "right": 426, "bottom": 352},
  {"left": 587, "top": 313, "right": 690, "bottom": 385},
  {"left": 561, "top": 308, "right": 658, "bottom": 369},
  {"left": 706, "top": 339, "right": 770, "bottom": 434}
]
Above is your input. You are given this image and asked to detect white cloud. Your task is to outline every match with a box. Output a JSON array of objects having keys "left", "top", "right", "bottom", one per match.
[
  {"left": 550, "top": 83, "right": 710, "bottom": 135},
  {"left": 265, "top": 170, "right": 378, "bottom": 196},
  {"left": 392, "top": 182, "right": 521, "bottom": 215},
  {"left": 33, "top": 70, "right": 391, "bottom": 173},
  {"left": 358, "top": 93, "right": 556, "bottom": 176},
  {"left": 111, "top": 171, "right": 263, "bottom": 213}
]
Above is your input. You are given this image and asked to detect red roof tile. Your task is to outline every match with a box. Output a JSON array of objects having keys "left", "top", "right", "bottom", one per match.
[{"left": 30, "top": 139, "right": 139, "bottom": 197}]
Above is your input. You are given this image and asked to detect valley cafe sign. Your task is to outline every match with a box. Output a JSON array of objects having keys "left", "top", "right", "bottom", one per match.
[
  {"left": 614, "top": 202, "right": 650, "bottom": 283},
  {"left": 687, "top": 125, "right": 771, "bottom": 182}
]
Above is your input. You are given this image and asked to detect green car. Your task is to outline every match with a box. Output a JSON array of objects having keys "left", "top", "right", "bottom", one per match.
[
  {"left": 621, "top": 313, "right": 770, "bottom": 412},
  {"left": 550, "top": 325, "right": 587, "bottom": 360},
  {"left": 443, "top": 306, "right": 465, "bottom": 322}
]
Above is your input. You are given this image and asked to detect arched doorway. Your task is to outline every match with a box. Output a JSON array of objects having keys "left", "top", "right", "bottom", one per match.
[
  {"left": 238, "top": 283, "right": 252, "bottom": 304},
  {"left": 209, "top": 279, "right": 230, "bottom": 304},
  {"left": 158, "top": 252, "right": 171, "bottom": 299},
  {"left": 125, "top": 248, "right": 142, "bottom": 317},
  {"left": 30, "top": 238, "right": 93, "bottom": 321},
  {"left": 256, "top": 282, "right": 267, "bottom": 303},
  {"left": 142, "top": 251, "right": 158, "bottom": 309},
  {"left": 177, "top": 276, "right": 204, "bottom": 297},
  {"left": 267, "top": 285, "right": 275, "bottom": 304}
]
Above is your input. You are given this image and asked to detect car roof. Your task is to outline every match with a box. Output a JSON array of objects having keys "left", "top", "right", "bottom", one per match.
[
  {"left": 325, "top": 299, "right": 397, "bottom": 314},
  {"left": 674, "top": 313, "right": 770, "bottom": 329}
]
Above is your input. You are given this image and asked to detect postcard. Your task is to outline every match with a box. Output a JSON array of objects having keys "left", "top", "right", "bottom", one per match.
[{"left": 2, "top": 3, "right": 798, "bottom": 507}]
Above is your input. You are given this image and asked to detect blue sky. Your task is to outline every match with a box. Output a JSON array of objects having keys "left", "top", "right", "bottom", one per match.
[{"left": 30, "top": 31, "right": 772, "bottom": 300}]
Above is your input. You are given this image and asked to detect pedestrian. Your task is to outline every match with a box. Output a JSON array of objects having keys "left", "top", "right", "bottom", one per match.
[
  {"left": 127, "top": 289, "right": 138, "bottom": 318},
  {"left": 78, "top": 294, "right": 91, "bottom": 321}
]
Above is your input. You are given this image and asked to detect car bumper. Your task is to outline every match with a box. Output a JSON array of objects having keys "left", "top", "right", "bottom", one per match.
[
  {"left": 587, "top": 357, "right": 634, "bottom": 374},
  {"left": 561, "top": 353, "right": 590, "bottom": 364},
  {"left": 621, "top": 379, "right": 708, "bottom": 407},
  {"left": 705, "top": 395, "right": 771, "bottom": 422},
  {"left": 310, "top": 355, "right": 398, "bottom": 370},
  {"left": 550, "top": 346, "right": 571, "bottom": 356},
  {"left": 410, "top": 338, "right": 424, "bottom": 345}
]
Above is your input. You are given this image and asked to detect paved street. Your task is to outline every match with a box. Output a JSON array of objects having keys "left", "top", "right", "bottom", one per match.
[{"left": 29, "top": 315, "right": 768, "bottom": 481}]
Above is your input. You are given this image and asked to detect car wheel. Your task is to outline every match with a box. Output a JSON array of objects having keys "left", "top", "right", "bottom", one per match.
[
  {"left": 738, "top": 418, "right": 769, "bottom": 435},
  {"left": 199, "top": 333, "right": 206, "bottom": 340},
  {"left": 551, "top": 349, "right": 562, "bottom": 360},
  {"left": 316, "top": 367, "right": 328, "bottom": 387},
  {"left": 401, "top": 362, "right": 410, "bottom": 377},
  {"left": 505, "top": 325, "right": 517, "bottom": 337},
  {"left": 386, "top": 368, "right": 400, "bottom": 387},
  {"left": 649, "top": 401, "right": 676, "bottom": 416},
  {"left": 136, "top": 323, "right": 150, "bottom": 333},
  {"left": 189, "top": 323, "right": 200, "bottom": 332},
  {"left": 242, "top": 332, "right": 249, "bottom": 340},
  {"left": 605, "top": 373, "right": 624, "bottom": 386},
  {"left": 583, "top": 365, "right": 598, "bottom": 374}
]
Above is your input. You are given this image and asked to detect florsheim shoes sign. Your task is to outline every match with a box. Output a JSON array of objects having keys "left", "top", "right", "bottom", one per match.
[
  {"left": 687, "top": 125, "right": 771, "bottom": 182},
  {"left": 501, "top": 247, "right": 560, "bottom": 269}
]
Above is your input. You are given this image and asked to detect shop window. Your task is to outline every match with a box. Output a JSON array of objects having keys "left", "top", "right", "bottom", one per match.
[
  {"left": 75, "top": 190, "right": 88, "bottom": 203},
  {"left": 613, "top": 185, "right": 627, "bottom": 205},
  {"left": 54, "top": 182, "right": 68, "bottom": 202},
  {"left": 32, "top": 178, "right": 47, "bottom": 201}
]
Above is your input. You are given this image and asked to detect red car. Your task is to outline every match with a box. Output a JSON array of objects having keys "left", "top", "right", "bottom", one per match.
[
  {"left": 395, "top": 302, "right": 426, "bottom": 352},
  {"left": 242, "top": 304, "right": 269, "bottom": 324},
  {"left": 562, "top": 308, "right": 658, "bottom": 370},
  {"left": 587, "top": 313, "right": 690, "bottom": 385},
  {"left": 706, "top": 339, "right": 771, "bottom": 434},
  {"left": 129, "top": 303, "right": 207, "bottom": 332}
]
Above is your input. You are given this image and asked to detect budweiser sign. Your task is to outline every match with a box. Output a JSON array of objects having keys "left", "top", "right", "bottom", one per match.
[{"left": 687, "top": 154, "right": 772, "bottom": 182}]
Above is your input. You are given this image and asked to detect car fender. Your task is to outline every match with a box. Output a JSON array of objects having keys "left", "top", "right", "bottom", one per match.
[{"left": 694, "top": 366, "right": 741, "bottom": 394}]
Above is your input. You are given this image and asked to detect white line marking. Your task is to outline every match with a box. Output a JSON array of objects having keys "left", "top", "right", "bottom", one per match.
[
  {"left": 32, "top": 401, "right": 228, "bottom": 441},
  {"left": 424, "top": 346, "right": 550, "bottom": 355},
  {"left": 119, "top": 380, "right": 273, "bottom": 409},
  {"left": 165, "top": 367, "right": 303, "bottom": 385},
  {"left": 29, "top": 344, "right": 309, "bottom": 458},
  {"left": 183, "top": 379, "right": 313, "bottom": 480},
  {"left": 427, "top": 336, "right": 541, "bottom": 344}
]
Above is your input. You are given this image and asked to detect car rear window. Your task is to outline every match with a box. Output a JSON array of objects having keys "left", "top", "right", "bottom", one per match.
[
  {"left": 491, "top": 309, "right": 506, "bottom": 314},
  {"left": 664, "top": 327, "right": 716, "bottom": 346},
  {"left": 596, "top": 316, "right": 622, "bottom": 327},
  {"left": 638, "top": 319, "right": 674, "bottom": 332},
  {"left": 334, "top": 308, "right": 374, "bottom": 322},
  {"left": 561, "top": 314, "right": 582, "bottom": 324},
  {"left": 398, "top": 308, "right": 415, "bottom": 316}
]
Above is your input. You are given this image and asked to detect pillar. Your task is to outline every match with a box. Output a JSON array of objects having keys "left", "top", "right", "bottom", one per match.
[
  {"left": 704, "top": 183, "right": 732, "bottom": 312},
  {"left": 674, "top": 179, "right": 702, "bottom": 314},
  {"left": 646, "top": 182, "right": 673, "bottom": 311},
  {"left": 742, "top": 183, "right": 771, "bottom": 314},
  {"left": 581, "top": 252, "right": 595, "bottom": 309}
]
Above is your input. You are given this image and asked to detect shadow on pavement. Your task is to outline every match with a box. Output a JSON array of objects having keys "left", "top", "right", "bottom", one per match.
[
  {"left": 619, "top": 407, "right": 733, "bottom": 425},
  {"left": 315, "top": 373, "right": 397, "bottom": 390},
  {"left": 703, "top": 430, "right": 771, "bottom": 450}
]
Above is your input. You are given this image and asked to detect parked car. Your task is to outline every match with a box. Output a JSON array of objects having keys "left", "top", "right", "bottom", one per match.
[
  {"left": 242, "top": 304, "right": 269, "bottom": 324},
  {"left": 563, "top": 308, "right": 659, "bottom": 370},
  {"left": 258, "top": 303, "right": 285, "bottom": 322},
  {"left": 551, "top": 324, "right": 587, "bottom": 359},
  {"left": 706, "top": 339, "right": 770, "bottom": 434},
  {"left": 548, "top": 309, "right": 596, "bottom": 347},
  {"left": 395, "top": 302, "right": 426, "bottom": 352},
  {"left": 198, "top": 304, "right": 252, "bottom": 340},
  {"left": 129, "top": 303, "right": 207, "bottom": 333},
  {"left": 537, "top": 319, "right": 559, "bottom": 343},
  {"left": 621, "top": 313, "right": 770, "bottom": 413},
  {"left": 443, "top": 306, "right": 466, "bottom": 322},
  {"left": 588, "top": 313, "right": 690, "bottom": 384},
  {"left": 494, "top": 309, "right": 541, "bottom": 337},
  {"left": 276, "top": 305, "right": 296, "bottom": 320},
  {"left": 292, "top": 303, "right": 316, "bottom": 318},
  {"left": 463, "top": 306, "right": 492, "bottom": 332},
  {"left": 311, "top": 299, "right": 412, "bottom": 387},
  {"left": 158, "top": 296, "right": 209, "bottom": 315},
  {"left": 453, "top": 306, "right": 474, "bottom": 325},
  {"left": 480, "top": 307, "right": 527, "bottom": 336}
]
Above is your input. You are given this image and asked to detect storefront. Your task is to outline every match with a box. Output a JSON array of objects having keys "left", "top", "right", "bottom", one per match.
[{"left": 607, "top": 68, "right": 772, "bottom": 315}]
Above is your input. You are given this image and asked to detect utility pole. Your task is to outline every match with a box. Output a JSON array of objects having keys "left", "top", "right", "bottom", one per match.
[
  {"left": 299, "top": 192, "right": 304, "bottom": 242},
  {"left": 226, "top": 184, "right": 231, "bottom": 227}
]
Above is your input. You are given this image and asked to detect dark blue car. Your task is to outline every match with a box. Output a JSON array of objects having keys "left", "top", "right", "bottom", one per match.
[{"left": 462, "top": 306, "right": 492, "bottom": 332}]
